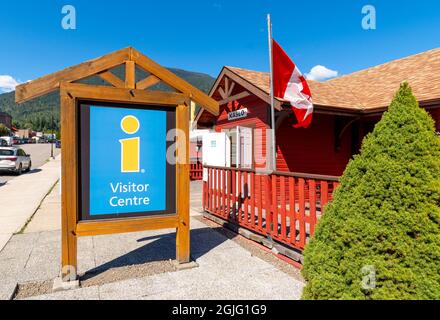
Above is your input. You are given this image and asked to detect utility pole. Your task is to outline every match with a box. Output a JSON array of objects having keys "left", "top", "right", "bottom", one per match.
[
  {"left": 267, "top": 14, "right": 277, "bottom": 172},
  {"left": 51, "top": 112, "right": 54, "bottom": 159}
]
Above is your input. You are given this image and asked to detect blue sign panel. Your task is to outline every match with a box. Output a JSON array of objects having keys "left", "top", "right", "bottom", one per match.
[{"left": 88, "top": 105, "right": 167, "bottom": 216}]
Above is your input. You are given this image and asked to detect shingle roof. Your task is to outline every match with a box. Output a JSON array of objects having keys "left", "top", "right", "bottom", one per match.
[{"left": 225, "top": 47, "right": 440, "bottom": 111}]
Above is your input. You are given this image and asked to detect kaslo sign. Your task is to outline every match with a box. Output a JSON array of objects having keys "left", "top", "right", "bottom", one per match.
[
  {"left": 15, "top": 47, "right": 219, "bottom": 283},
  {"left": 228, "top": 108, "right": 248, "bottom": 121}
]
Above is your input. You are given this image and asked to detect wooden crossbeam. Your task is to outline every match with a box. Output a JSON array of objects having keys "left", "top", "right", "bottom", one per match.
[
  {"left": 218, "top": 77, "right": 236, "bottom": 99},
  {"left": 60, "top": 82, "right": 188, "bottom": 106},
  {"left": 136, "top": 75, "right": 161, "bottom": 90},
  {"left": 98, "top": 71, "right": 125, "bottom": 88},
  {"left": 15, "top": 46, "right": 219, "bottom": 116},
  {"left": 15, "top": 47, "right": 130, "bottom": 103},
  {"left": 218, "top": 87, "right": 228, "bottom": 99},
  {"left": 132, "top": 48, "right": 219, "bottom": 115},
  {"left": 76, "top": 216, "right": 179, "bottom": 237},
  {"left": 219, "top": 91, "right": 250, "bottom": 105},
  {"left": 226, "top": 81, "right": 235, "bottom": 97}
]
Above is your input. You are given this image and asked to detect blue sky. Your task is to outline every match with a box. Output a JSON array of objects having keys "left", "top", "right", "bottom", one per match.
[{"left": 1, "top": 0, "right": 440, "bottom": 92}]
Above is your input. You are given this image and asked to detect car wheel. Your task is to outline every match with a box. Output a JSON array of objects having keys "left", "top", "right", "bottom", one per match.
[
  {"left": 25, "top": 161, "right": 32, "bottom": 173},
  {"left": 16, "top": 163, "right": 23, "bottom": 176}
]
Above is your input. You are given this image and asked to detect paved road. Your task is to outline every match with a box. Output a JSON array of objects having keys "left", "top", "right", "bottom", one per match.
[{"left": 0, "top": 144, "right": 60, "bottom": 185}]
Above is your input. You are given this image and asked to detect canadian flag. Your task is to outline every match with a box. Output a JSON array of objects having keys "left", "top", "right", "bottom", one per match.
[{"left": 272, "top": 40, "right": 313, "bottom": 128}]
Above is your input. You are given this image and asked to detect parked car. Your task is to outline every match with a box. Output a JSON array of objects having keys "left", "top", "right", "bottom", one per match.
[
  {"left": 0, "top": 138, "right": 8, "bottom": 147},
  {"left": 0, "top": 147, "right": 32, "bottom": 175},
  {"left": 0, "top": 136, "right": 13, "bottom": 146}
]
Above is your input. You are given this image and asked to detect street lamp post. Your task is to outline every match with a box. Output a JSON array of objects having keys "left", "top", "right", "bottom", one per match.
[{"left": 51, "top": 113, "right": 54, "bottom": 159}]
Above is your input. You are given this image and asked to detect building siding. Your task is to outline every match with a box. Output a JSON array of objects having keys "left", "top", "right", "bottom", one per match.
[
  {"left": 204, "top": 73, "right": 440, "bottom": 178},
  {"left": 0, "top": 113, "right": 12, "bottom": 129},
  {"left": 276, "top": 114, "right": 352, "bottom": 176},
  {"left": 215, "top": 95, "right": 269, "bottom": 170}
]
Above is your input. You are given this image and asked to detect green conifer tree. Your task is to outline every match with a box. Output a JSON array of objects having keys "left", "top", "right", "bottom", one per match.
[{"left": 302, "top": 83, "right": 440, "bottom": 300}]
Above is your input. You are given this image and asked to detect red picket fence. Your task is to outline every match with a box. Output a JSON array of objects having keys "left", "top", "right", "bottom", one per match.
[
  {"left": 202, "top": 166, "right": 339, "bottom": 252},
  {"left": 190, "top": 162, "right": 203, "bottom": 180}
]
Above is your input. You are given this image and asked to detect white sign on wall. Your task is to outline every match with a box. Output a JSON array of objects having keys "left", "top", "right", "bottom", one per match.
[
  {"left": 228, "top": 108, "right": 248, "bottom": 121},
  {"left": 202, "top": 132, "right": 231, "bottom": 168}
]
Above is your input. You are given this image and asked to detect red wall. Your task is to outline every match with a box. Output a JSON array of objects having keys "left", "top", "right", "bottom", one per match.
[
  {"left": 215, "top": 95, "right": 269, "bottom": 170},
  {"left": 428, "top": 108, "right": 440, "bottom": 132},
  {"left": 0, "top": 114, "right": 12, "bottom": 129},
  {"left": 210, "top": 84, "right": 440, "bottom": 177},
  {"left": 276, "top": 114, "right": 352, "bottom": 176}
]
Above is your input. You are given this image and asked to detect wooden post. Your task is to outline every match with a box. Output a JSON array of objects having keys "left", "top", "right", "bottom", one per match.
[
  {"left": 176, "top": 103, "right": 190, "bottom": 263},
  {"left": 60, "top": 91, "right": 78, "bottom": 281},
  {"left": 125, "top": 61, "right": 136, "bottom": 89}
]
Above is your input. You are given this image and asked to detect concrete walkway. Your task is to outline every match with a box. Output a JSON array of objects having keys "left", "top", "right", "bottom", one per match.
[
  {"left": 0, "top": 170, "right": 305, "bottom": 300},
  {"left": 0, "top": 156, "right": 60, "bottom": 252}
]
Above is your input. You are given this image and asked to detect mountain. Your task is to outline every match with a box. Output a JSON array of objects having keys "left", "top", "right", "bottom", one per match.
[{"left": 0, "top": 67, "right": 215, "bottom": 132}]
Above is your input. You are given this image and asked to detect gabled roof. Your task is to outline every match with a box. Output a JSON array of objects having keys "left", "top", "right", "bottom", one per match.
[
  {"left": 209, "top": 66, "right": 283, "bottom": 110},
  {"left": 222, "top": 47, "right": 440, "bottom": 112},
  {"left": 325, "top": 47, "right": 440, "bottom": 109},
  {"left": 15, "top": 47, "right": 219, "bottom": 115}
]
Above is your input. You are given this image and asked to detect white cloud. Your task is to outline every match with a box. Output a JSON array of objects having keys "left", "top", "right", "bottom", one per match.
[
  {"left": 305, "top": 65, "right": 338, "bottom": 82},
  {"left": 0, "top": 75, "right": 21, "bottom": 93}
]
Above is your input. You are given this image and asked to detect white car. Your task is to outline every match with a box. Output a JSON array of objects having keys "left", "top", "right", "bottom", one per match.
[
  {"left": 0, "top": 136, "right": 13, "bottom": 146},
  {"left": 0, "top": 147, "right": 32, "bottom": 175}
]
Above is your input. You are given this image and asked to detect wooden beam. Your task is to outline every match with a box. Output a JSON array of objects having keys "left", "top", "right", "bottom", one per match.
[
  {"left": 131, "top": 48, "right": 219, "bottom": 116},
  {"left": 60, "top": 91, "right": 78, "bottom": 281},
  {"left": 15, "top": 47, "right": 130, "bottom": 103},
  {"left": 176, "top": 103, "right": 190, "bottom": 263},
  {"left": 218, "top": 77, "right": 236, "bottom": 99},
  {"left": 98, "top": 71, "right": 125, "bottom": 88},
  {"left": 136, "top": 75, "right": 161, "bottom": 90},
  {"left": 60, "top": 82, "right": 188, "bottom": 106},
  {"left": 226, "top": 81, "right": 235, "bottom": 97},
  {"left": 209, "top": 68, "right": 283, "bottom": 111},
  {"left": 219, "top": 91, "right": 250, "bottom": 105},
  {"left": 223, "top": 69, "right": 279, "bottom": 108},
  {"left": 75, "top": 216, "right": 179, "bottom": 237},
  {"left": 125, "top": 61, "right": 136, "bottom": 89},
  {"left": 218, "top": 87, "right": 228, "bottom": 100}
]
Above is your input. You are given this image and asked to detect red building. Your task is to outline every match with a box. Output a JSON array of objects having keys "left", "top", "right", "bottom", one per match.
[
  {"left": 0, "top": 111, "right": 12, "bottom": 130},
  {"left": 196, "top": 48, "right": 440, "bottom": 257},
  {"left": 196, "top": 48, "right": 440, "bottom": 177}
]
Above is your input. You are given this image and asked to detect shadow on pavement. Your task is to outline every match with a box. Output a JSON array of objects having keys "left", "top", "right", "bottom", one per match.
[
  {"left": 0, "top": 168, "right": 42, "bottom": 177},
  {"left": 80, "top": 226, "right": 231, "bottom": 282},
  {"left": 27, "top": 168, "right": 42, "bottom": 174}
]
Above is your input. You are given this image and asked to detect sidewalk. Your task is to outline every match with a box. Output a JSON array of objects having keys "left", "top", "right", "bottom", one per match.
[
  {"left": 0, "top": 174, "right": 305, "bottom": 300},
  {"left": 0, "top": 156, "right": 60, "bottom": 252}
]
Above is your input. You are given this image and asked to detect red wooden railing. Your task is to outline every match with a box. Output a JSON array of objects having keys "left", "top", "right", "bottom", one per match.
[
  {"left": 190, "top": 162, "right": 203, "bottom": 181},
  {"left": 202, "top": 166, "right": 339, "bottom": 252}
]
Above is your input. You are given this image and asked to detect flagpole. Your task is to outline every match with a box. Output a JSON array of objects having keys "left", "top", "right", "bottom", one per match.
[{"left": 267, "top": 14, "right": 277, "bottom": 172}]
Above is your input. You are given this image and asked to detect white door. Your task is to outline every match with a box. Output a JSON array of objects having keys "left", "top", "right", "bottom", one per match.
[
  {"left": 237, "top": 126, "right": 253, "bottom": 169},
  {"left": 202, "top": 132, "right": 230, "bottom": 167}
]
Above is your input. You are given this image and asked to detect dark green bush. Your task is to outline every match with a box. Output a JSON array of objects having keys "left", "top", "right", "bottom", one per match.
[
  {"left": 0, "top": 124, "right": 9, "bottom": 136},
  {"left": 301, "top": 83, "right": 440, "bottom": 300}
]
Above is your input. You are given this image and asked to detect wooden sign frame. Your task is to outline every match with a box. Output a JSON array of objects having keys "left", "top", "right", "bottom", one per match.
[
  {"left": 60, "top": 83, "right": 190, "bottom": 279},
  {"left": 14, "top": 48, "right": 219, "bottom": 282}
]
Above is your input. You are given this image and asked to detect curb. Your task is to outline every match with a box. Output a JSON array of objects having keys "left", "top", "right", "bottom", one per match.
[{"left": 0, "top": 157, "right": 61, "bottom": 253}]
